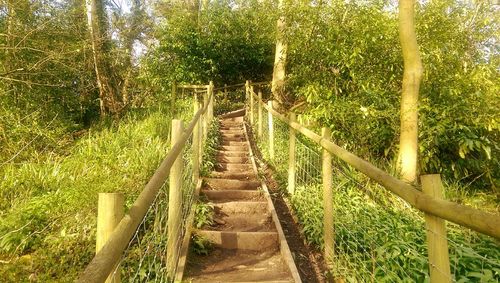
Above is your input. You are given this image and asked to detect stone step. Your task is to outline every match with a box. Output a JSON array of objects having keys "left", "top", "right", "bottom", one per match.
[
  {"left": 204, "top": 178, "right": 260, "bottom": 190},
  {"left": 195, "top": 231, "right": 278, "bottom": 251},
  {"left": 185, "top": 249, "right": 294, "bottom": 283},
  {"left": 201, "top": 189, "right": 264, "bottom": 202},
  {"left": 207, "top": 201, "right": 275, "bottom": 232}
]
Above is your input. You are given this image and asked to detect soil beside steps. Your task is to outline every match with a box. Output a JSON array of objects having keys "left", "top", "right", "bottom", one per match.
[{"left": 183, "top": 115, "right": 297, "bottom": 283}]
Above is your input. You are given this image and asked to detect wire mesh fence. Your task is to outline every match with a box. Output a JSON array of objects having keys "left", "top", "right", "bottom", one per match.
[
  {"left": 248, "top": 91, "right": 500, "bottom": 282},
  {"left": 93, "top": 91, "right": 203, "bottom": 282}
]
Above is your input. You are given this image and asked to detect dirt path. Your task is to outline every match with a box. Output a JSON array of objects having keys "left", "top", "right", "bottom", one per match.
[{"left": 184, "top": 114, "right": 299, "bottom": 282}]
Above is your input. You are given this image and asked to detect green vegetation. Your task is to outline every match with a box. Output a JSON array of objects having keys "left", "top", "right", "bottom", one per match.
[
  {"left": 200, "top": 120, "right": 222, "bottom": 177},
  {"left": 1, "top": 0, "right": 498, "bottom": 280},
  {"left": 0, "top": 100, "right": 194, "bottom": 281},
  {"left": 290, "top": 182, "right": 500, "bottom": 282}
]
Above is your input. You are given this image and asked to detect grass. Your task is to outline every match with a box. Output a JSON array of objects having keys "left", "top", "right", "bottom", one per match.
[{"left": 0, "top": 100, "right": 193, "bottom": 282}]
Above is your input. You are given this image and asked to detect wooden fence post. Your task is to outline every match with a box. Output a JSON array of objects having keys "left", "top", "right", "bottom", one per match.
[
  {"left": 257, "top": 91, "right": 263, "bottom": 138},
  {"left": 421, "top": 174, "right": 451, "bottom": 283},
  {"left": 203, "top": 89, "right": 208, "bottom": 139},
  {"left": 250, "top": 85, "right": 254, "bottom": 125},
  {"left": 97, "top": 193, "right": 124, "bottom": 283},
  {"left": 322, "top": 127, "right": 334, "bottom": 267},
  {"left": 198, "top": 101, "right": 203, "bottom": 165},
  {"left": 167, "top": 119, "right": 184, "bottom": 277},
  {"left": 268, "top": 100, "right": 275, "bottom": 160},
  {"left": 171, "top": 81, "right": 177, "bottom": 118},
  {"left": 192, "top": 99, "right": 200, "bottom": 182},
  {"left": 208, "top": 81, "right": 214, "bottom": 123},
  {"left": 287, "top": 113, "right": 296, "bottom": 195},
  {"left": 245, "top": 80, "right": 250, "bottom": 102}
]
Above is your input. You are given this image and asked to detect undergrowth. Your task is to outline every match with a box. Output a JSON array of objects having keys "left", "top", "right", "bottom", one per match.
[
  {"left": 251, "top": 113, "right": 500, "bottom": 282},
  {"left": 0, "top": 100, "right": 192, "bottom": 281},
  {"left": 289, "top": 181, "right": 500, "bottom": 282},
  {"left": 200, "top": 120, "right": 221, "bottom": 177}
]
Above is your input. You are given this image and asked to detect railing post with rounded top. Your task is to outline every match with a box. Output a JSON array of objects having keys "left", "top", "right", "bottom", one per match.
[
  {"left": 322, "top": 127, "right": 334, "bottom": 267},
  {"left": 258, "top": 90, "right": 263, "bottom": 138},
  {"left": 287, "top": 113, "right": 296, "bottom": 195},
  {"left": 268, "top": 100, "right": 275, "bottom": 160},
  {"left": 250, "top": 85, "right": 255, "bottom": 125},
  {"left": 421, "top": 174, "right": 451, "bottom": 283},
  {"left": 192, "top": 99, "right": 200, "bottom": 182},
  {"left": 167, "top": 119, "right": 184, "bottom": 277},
  {"left": 97, "top": 192, "right": 124, "bottom": 283}
]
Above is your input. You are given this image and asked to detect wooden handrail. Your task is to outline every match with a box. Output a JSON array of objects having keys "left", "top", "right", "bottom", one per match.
[
  {"left": 254, "top": 94, "right": 500, "bottom": 239},
  {"left": 250, "top": 81, "right": 270, "bottom": 86},
  {"left": 77, "top": 92, "right": 213, "bottom": 283},
  {"left": 213, "top": 82, "right": 246, "bottom": 91},
  {"left": 178, "top": 84, "right": 208, "bottom": 89}
]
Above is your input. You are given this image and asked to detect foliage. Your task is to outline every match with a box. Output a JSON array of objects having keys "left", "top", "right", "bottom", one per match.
[
  {"left": 290, "top": 182, "right": 500, "bottom": 281},
  {"left": 191, "top": 234, "right": 213, "bottom": 256},
  {"left": 200, "top": 119, "right": 221, "bottom": 177},
  {"left": 284, "top": 0, "right": 499, "bottom": 190},
  {"left": 194, "top": 199, "right": 214, "bottom": 229},
  {"left": 192, "top": 200, "right": 214, "bottom": 255},
  {"left": 214, "top": 89, "right": 246, "bottom": 116},
  {"left": 142, "top": 0, "right": 276, "bottom": 95},
  {"left": 0, "top": 100, "right": 192, "bottom": 281}
]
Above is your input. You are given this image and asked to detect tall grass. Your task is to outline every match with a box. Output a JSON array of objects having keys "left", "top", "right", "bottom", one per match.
[{"left": 0, "top": 100, "right": 193, "bottom": 282}]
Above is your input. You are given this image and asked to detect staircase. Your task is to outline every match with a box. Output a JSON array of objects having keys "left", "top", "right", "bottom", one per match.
[{"left": 183, "top": 113, "right": 301, "bottom": 282}]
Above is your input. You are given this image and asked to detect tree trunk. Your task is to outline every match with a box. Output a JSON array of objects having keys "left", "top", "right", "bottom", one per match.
[
  {"left": 397, "top": 0, "right": 423, "bottom": 183},
  {"left": 271, "top": 0, "right": 287, "bottom": 105},
  {"left": 85, "top": 0, "right": 121, "bottom": 116}
]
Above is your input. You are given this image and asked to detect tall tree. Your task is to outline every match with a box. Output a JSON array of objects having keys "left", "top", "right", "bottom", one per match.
[
  {"left": 397, "top": 0, "right": 423, "bottom": 183},
  {"left": 271, "top": 0, "right": 287, "bottom": 105},
  {"left": 86, "top": 0, "right": 121, "bottom": 116}
]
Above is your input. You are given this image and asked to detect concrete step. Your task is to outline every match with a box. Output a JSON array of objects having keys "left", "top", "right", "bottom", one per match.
[
  {"left": 202, "top": 189, "right": 264, "bottom": 202},
  {"left": 195, "top": 230, "right": 278, "bottom": 251},
  {"left": 185, "top": 249, "right": 294, "bottom": 282},
  {"left": 207, "top": 201, "right": 275, "bottom": 232},
  {"left": 204, "top": 178, "right": 260, "bottom": 190}
]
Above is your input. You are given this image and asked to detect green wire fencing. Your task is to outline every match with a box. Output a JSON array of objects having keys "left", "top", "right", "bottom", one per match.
[
  {"left": 246, "top": 81, "right": 500, "bottom": 282},
  {"left": 77, "top": 84, "right": 214, "bottom": 283}
]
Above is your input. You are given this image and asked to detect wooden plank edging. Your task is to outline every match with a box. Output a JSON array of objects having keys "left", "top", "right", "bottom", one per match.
[{"left": 242, "top": 120, "right": 303, "bottom": 283}]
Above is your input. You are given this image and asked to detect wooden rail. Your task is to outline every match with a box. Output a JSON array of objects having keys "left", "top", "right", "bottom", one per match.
[
  {"left": 252, "top": 92, "right": 500, "bottom": 240},
  {"left": 77, "top": 89, "right": 213, "bottom": 283}
]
